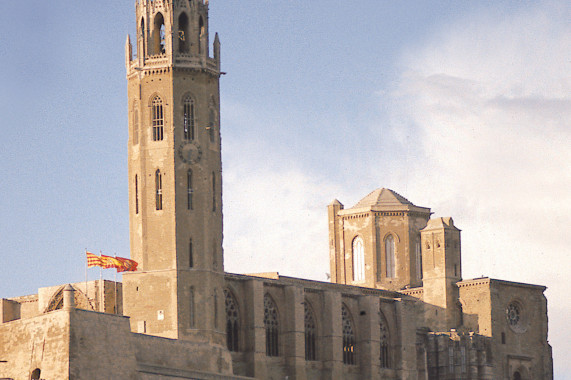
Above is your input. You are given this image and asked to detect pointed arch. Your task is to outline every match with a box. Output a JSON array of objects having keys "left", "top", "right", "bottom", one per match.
[
  {"left": 352, "top": 236, "right": 365, "bottom": 282},
  {"left": 224, "top": 288, "right": 240, "bottom": 352},
  {"left": 264, "top": 293, "right": 279, "bottom": 356},
  {"left": 152, "top": 12, "right": 166, "bottom": 55},
  {"left": 379, "top": 310, "right": 391, "bottom": 368},
  {"left": 198, "top": 16, "right": 205, "bottom": 54},
  {"left": 342, "top": 304, "right": 356, "bottom": 365},
  {"left": 304, "top": 300, "right": 317, "bottom": 361}
]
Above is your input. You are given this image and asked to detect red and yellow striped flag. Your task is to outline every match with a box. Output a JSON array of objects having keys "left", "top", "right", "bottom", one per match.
[{"left": 86, "top": 251, "right": 104, "bottom": 268}]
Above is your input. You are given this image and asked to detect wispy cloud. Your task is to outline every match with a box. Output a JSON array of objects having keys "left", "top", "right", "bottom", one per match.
[{"left": 390, "top": 1, "right": 571, "bottom": 376}]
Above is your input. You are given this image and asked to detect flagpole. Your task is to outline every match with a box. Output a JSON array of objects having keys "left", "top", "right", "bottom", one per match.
[
  {"left": 99, "top": 251, "right": 103, "bottom": 313},
  {"left": 85, "top": 249, "right": 88, "bottom": 305},
  {"left": 114, "top": 253, "right": 118, "bottom": 314}
]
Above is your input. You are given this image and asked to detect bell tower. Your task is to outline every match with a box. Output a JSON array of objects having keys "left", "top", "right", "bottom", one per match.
[{"left": 122, "top": 0, "right": 229, "bottom": 369}]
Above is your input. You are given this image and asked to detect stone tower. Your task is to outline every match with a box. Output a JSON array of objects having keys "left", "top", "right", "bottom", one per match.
[
  {"left": 328, "top": 188, "right": 431, "bottom": 291},
  {"left": 122, "top": 0, "right": 228, "bottom": 365},
  {"left": 420, "top": 217, "right": 462, "bottom": 331}
]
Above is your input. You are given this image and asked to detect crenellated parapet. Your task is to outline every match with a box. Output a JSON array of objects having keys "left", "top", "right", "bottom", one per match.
[{"left": 126, "top": 0, "right": 219, "bottom": 78}]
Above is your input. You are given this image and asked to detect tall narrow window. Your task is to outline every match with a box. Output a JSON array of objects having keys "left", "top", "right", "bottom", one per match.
[
  {"left": 385, "top": 235, "right": 395, "bottom": 278},
  {"left": 189, "top": 238, "right": 193, "bottom": 268},
  {"left": 153, "top": 13, "right": 165, "bottom": 55},
  {"left": 178, "top": 13, "right": 189, "bottom": 53},
  {"left": 152, "top": 96, "right": 164, "bottom": 141},
  {"left": 208, "top": 109, "right": 216, "bottom": 142},
  {"left": 304, "top": 301, "right": 317, "bottom": 361},
  {"left": 224, "top": 289, "right": 239, "bottom": 352},
  {"left": 342, "top": 305, "right": 356, "bottom": 365},
  {"left": 135, "top": 175, "right": 139, "bottom": 214},
  {"left": 189, "top": 287, "right": 195, "bottom": 327},
  {"left": 187, "top": 170, "right": 193, "bottom": 210},
  {"left": 448, "top": 346, "right": 455, "bottom": 374},
  {"left": 198, "top": 16, "right": 204, "bottom": 54},
  {"left": 211, "top": 172, "right": 216, "bottom": 212},
  {"left": 183, "top": 96, "right": 195, "bottom": 140},
  {"left": 264, "top": 294, "right": 279, "bottom": 357},
  {"left": 380, "top": 312, "right": 390, "bottom": 368},
  {"left": 140, "top": 18, "right": 146, "bottom": 58},
  {"left": 133, "top": 105, "right": 139, "bottom": 145},
  {"left": 214, "top": 289, "right": 219, "bottom": 329},
  {"left": 155, "top": 169, "right": 162, "bottom": 210},
  {"left": 352, "top": 236, "right": 365, "bottom": 282},
  {"left": 416, "top": 241, "right": 422, "bottom": 280}
]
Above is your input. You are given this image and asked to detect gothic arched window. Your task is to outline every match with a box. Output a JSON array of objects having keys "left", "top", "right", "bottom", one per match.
[
  {"left": 187, "top": 170, "right": 193, "bottom": 210},
  {"left": 183, "top": 96, "right": 195, "bottom": 140},
  {"left": 264, "top": 294, "right": 279, "bottom": 357},
  {"left": 342, "top": 304, "right": 356, "bottom": 365},
  {"left": 224, "top": 289, "right": 239, "bottom": 352},
  {"left": 155, "top": 169, "right": 162, "bottom": 210},
  {"left": 379, "top": 312, "right": 390, "bottom": 368},
  {"left": 352, "top": 236, "right": 365, "bottom": 282},
  {"left": 178, "top": 12, "right": 189, "bottom": 53},
  {"left": 304, "top": 301, "right": 317, "bottom": 361},
  {"left": 385, "top": 235, "right": 395, "bottom": 278},
  {"left": 151, "top": 96, "right": 164, "bottom": 141}
]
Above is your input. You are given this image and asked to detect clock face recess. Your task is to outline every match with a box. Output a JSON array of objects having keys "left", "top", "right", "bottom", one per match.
[{"left": 178, "top": 141, "right": 202, "bottom": 164}]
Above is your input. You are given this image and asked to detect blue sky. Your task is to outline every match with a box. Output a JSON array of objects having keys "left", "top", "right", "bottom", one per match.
[{"left": 1, "top": 1, "right": 569, "bottom": 377}]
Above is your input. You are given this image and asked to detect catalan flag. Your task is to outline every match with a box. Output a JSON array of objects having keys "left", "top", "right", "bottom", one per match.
[{"left": 86, "top": 251, "right": 104, "bottom": 268}]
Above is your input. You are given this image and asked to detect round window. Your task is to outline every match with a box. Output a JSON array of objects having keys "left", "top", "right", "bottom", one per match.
[{"left": 506, "top": 301, "right": 527, "bottom": 333}]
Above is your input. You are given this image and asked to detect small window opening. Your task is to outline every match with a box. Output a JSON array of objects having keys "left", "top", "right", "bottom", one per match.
[
  {"left": 155, "top": 169, "right": 162, "bottom": 210},
  {"left": 501, "top": 332, "right": 506, "bottom": 344},
  {"left": 208, "top": 109, "right": 216, "bottom": 142},
  {"left": 513, "top": 371, "right": 522, "bottom": 380},
  {"left": 135, "top": 175, "right": 139, "bottom": 214},
  {"left": 187, "top": 170, "right": 193, "bottom": 210},
  {"left": 31, "top": 368, "right": 41, "bottom": 380},
  {"left": 189, "top": 287, "right": 195, "bottom": 328},
  {"left": 189, "top": 238, "right": 193, "bottom": 268},
  {"left": 211, "top": 172, "right": 216, "bottom": 212}
]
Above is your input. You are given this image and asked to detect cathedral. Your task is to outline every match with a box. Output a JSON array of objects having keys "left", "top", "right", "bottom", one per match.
[{"left": 0, "top": 1, "right": 553, "bottom": 379}]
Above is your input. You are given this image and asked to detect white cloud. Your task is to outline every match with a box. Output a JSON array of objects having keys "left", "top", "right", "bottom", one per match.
[{"left": 390, "top": 1, "right": 571, "bottom": 376}]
